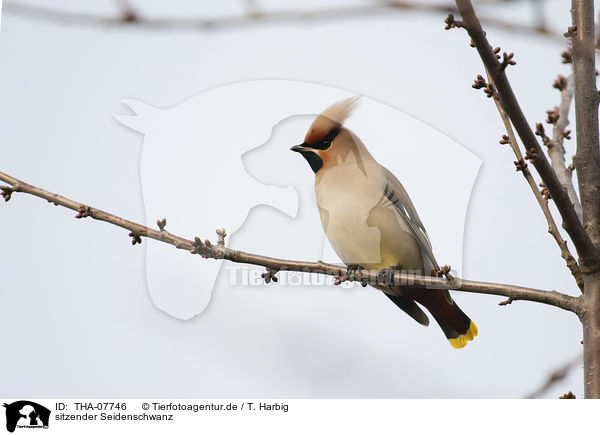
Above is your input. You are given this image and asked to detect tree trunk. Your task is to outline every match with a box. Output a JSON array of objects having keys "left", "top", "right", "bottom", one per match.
[
  {"left": 582, "top": 273, "right": 600, "bottom": 397},
  {"left": 570, "top": 0, "right": 600, "bottom": 399}
]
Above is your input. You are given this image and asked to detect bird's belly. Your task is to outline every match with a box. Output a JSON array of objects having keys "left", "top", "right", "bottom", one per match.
[
  {"left": 324, "top": 210, "right": 382, "bottom": 267},
  {"left": 317, "top": 187, "right": 422, "bottom": 271}
]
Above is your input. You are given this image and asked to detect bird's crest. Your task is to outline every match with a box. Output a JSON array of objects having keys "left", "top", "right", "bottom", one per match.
[
  {"left": 304, "top": 96, "right": 360, "bottom": 145},
  {"left": 319, "top": 96, "right": 360, "bottom": 126}
]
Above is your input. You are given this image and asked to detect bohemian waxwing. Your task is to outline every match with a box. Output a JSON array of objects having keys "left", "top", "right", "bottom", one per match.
[{"left": 291, "top": 97, "right": 477, "bottom": 348}]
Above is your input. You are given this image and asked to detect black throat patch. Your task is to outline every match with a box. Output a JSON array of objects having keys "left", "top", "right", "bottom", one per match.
[{"left": 299, "top": 151, "right": 323, "bottom": 173}]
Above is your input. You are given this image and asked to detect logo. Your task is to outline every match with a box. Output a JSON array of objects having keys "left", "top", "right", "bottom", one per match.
[{"left": 3, "top": 401, "right": 50, "bottom": 432}]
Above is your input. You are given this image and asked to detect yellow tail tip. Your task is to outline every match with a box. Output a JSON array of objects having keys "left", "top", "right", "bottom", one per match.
[{"left": 448, "top": 321, "right": 478, "bottom": 349}]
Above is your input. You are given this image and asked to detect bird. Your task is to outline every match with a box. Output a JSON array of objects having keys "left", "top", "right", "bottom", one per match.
[{"left": 290, "top": 97, "right": 477, "bottom": 348}]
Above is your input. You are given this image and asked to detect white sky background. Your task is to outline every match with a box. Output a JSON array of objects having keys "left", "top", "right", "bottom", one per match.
[{"left": 0, "top": 0, "right": 587, "bottom": 398}]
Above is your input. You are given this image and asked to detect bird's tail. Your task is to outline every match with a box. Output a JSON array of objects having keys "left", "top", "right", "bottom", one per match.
[{"left": 415, "top": 289, "right": 478, "bottom": 349}]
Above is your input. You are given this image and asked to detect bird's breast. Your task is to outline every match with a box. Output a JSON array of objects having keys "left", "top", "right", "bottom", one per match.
[{"left": 314, "top": 164, "right": 420, "bottom": 270}]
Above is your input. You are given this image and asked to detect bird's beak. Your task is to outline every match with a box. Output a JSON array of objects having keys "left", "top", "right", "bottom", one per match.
[{"left": 290, "top": 143, "right": 310, "bottom": 153}]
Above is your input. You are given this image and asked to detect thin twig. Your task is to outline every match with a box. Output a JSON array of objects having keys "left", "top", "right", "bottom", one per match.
[
  {"left": 485, "top": 71, "right": 584, "bottom": 292},
  {"left": 114, "top": 0, "right": 138, "bottom": 23},
  {"left": 525, "top": 353, "right": 582, "bottom": 398},
  {"left": 452, "top": 0, "right": 599, "bottom": 269},
  {"left": 545, "top": 74, "right": 583, "bottom": 220},
  {"left": 2, "top": 0, "right": 565, "bottom": 41},
  {"left": 0, "top": 170, "right": 582, "bottom": 314}
]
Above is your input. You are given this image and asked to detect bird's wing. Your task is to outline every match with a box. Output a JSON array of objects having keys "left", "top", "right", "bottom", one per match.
[{"left": 380, "top": 166, "right": 439, "bottom": 273}]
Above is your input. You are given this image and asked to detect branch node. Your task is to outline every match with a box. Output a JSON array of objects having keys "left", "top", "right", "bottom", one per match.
[
  {"left": 539, "top": 183, "right": 552, "bottom": 200},
  {"left": 436, "top": 265, "right": 453, "bottom": 280},
  {"left": 500, "top": 52, "right": 516, "bottom": 70},
  {"left": 560, "top": 50, "right": 573, "bottom": 64},
  {"left": 129, "top": 231, "right": 142, "bottom": 245},
  {"left": 190, "top": 236, "right": 210, "bottom": 257},
  {"left": 261, "top": 267, "right": 279, "bottom": 284},
  {"left": 498, "top": 297, "right": 514, "bottom": 306},
  {"left": 559, "top": 391, "right": 576, "bottom": 399},
  {"left": 546, "top": 107, "right": 559, "bottom": 125},
  {"left": 514, "top": 158, "right": 528, "bottom": 172},
  {"left": 534, "top": 122, "right": 545, "bottom": 137},
  {"left": 525, "top": 147, "right": 537, "bottom": 163},
  {"left": 157, "top": 218, "right": 167, "bottom": 231},
  {"left": 75, "top": 205, "right": 91, "bottom": 219},
  {"left": 484, "top": 83, "right": 495, "bottom": 98},
  {"left": 118, "top": 1, "right": 139, "bottom": 23},
  {"left": 444, "top": 13, "right": 464, "bottom": 30},
  {"left": 216, "top": 228, "right": 227, "bottom": 246},
  {"left": 499, "top": 134, "right": 510, "bottom": 145},
  {"left": 564, "top": 25, "right": 577, "bottom": 38},
  {"left": 553, "top": 75, "right": 567, "bottom": 91},
  {"left": 121, "top": 9, "right": 138, "bottom": 23},
  {"left": 535, "top": 123, "right": 552, "bottom": 147},
  {"left": 472, "top": 74, "right": 487, "bottom": 89},
  {"left": 471, "top": 74, "right": 495, "bottom": 98},
  {"left": 1, "top": 185, "right": 15, "bottom": 202}
]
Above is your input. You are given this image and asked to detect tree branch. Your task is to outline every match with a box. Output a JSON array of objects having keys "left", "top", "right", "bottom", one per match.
[
  {"left": 485, "top": 71, "right": 584, "bottom": 291},
  {"left": 525, "top": 353, "right": 582, "bottom": 399},
  {"left": 0, "top": 170, "right": 582, "bottom": 314},
  {"left": 570, "top": 0, "right": 600, "bottom": 251},
  {"left": 452, "top": 0, "right": 600, "bottom": 269},
  {"left": 545, "top": 73, "right": 583, "bottom": 220},
  {"left": 2, "top": 0, "right": 565, "bottom": 41},
  {"left": 114, "top": 0, "right": 138, "bottom": 23}
]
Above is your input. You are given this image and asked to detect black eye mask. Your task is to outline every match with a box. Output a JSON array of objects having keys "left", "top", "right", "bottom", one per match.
[
  {"left": 291, "top": 126, "right": 341, "bottom": 173},
  {"left": 306, "top": 127, "right": 341, "bottom": 150}
]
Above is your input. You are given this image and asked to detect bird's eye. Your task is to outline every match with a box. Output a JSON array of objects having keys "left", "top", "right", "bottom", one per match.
[{"left": 321, "top": 140, "right": 331, "bottom": 149}]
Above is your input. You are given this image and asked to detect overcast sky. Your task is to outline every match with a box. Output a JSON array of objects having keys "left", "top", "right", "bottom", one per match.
[{"left": 0, "top": 0, "right": 588, "bottom": 398}]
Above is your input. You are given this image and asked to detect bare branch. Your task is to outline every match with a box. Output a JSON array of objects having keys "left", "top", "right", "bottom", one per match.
[
  {"left": 242, "top": 0, "right": 262, "bottom": 17},
  {"left": 114, "top": 0, "right": 138, "bottom": 23},
  {"left": 485, "top": 71, "right": 584, "bottom": 291},
  {"left": 542, "top": 74, "right": 582, "bottom": 220},
  {"left": 0, "top": 170, "right": 582, "bottom": 314},
  {"left": 525, "top": 353, "right": 582, "bottom": 399},
  {"left": 452, "top": 0, "right": 599, "bottom": 268},
  {"left": 2, "top": 1, "right": 566, "bottom": 41}
]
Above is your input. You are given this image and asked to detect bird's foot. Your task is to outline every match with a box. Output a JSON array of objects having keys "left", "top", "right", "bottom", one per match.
[
  {"left": 377, "top": 266, "right": 402, "bottom": 286},
  {"left": 344, "top": 264, "right": 368, "bottom": 287}
]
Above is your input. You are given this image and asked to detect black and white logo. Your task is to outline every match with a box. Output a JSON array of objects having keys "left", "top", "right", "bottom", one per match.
[{"left": 3, "top": 401, "right": 50, "bottom": 432}]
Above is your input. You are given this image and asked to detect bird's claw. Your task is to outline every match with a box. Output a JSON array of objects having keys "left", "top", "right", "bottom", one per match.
[
  {"left": 335, "top": 264, "right": 368, "bottom": 287},
  {"left": 346, "top": 264, "right": 362, "bottom": 280},
  {"left": 377, "top": 266, "right": 402, "bottom": 286},
  {"left": 348, "top": 265, "right": 368, "bottom": 286}
]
